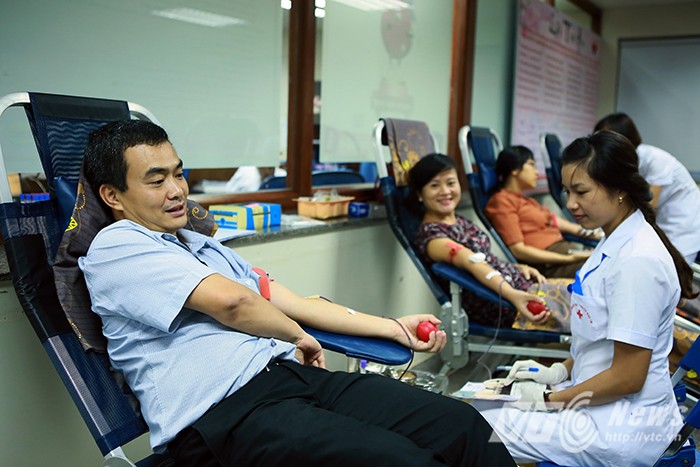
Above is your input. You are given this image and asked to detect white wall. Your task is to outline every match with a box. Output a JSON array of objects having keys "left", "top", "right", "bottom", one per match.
[
  {"left": 471, "top": 0, "right": 516, "bottom": 143},
  {"left": 0, "top": 282, "right": 123, "bottom": 465},
  {"left": 597, "top": 2, "right": 700, "bottom": 116},
  {"left": 616, "top": 37, "right": 700, "bottom": 171},
  {"left": 471, "top": 1, "right": 700, "bottom": 141},
  {"left": 0, "top": 0, "right": 285, "bottom": 172}
]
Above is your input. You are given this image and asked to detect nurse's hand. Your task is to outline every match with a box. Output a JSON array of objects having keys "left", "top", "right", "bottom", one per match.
[
  {"left": 505, "top": 359, "right": 568, "bottom": 385},
  {"left": 510, "top": 383, "right": 550, "bottom": 412},
  {"left": 505, "top": 289, "right": 550, "bottom": 323}
]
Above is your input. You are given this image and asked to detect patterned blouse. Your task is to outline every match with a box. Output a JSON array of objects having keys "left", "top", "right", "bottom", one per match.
[{"left": 414, "top": 215, "right": 532, "bottom": 327}]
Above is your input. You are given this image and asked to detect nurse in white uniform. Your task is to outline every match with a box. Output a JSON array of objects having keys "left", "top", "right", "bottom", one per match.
[
  {"left": 476, "top": 131, "right": 697, "bottom": 466},
  {"left": 595, "top": 113, "right": 700, "bottom": 264}
]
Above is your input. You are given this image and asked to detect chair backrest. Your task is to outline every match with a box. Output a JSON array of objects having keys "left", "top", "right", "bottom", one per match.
[
  {"left": 311, "top": 169, "right": 365, "bottom": 186},
  {"left": 539, "top": 133, "right": 575, "bottom": 221},
  {"left": 259, "top": 174, "right": 286, "bottom": 189},
  {"left": 654, "top": 335, "right": 700, "bottom": 465},
  {"left": 358, "top": 162, "right": 378, "bottom": 183},
  {"left": 0, "top": 92, "right": 168, "bottom": 464},
  {"left": 372, "top": 118, "right": 449, "bottom": 306},
  {"left": 458, "top": 126, "right": 516, "bottom": 263},
  {"left": 259, "top": 170, "right": 366, "bottom": 190}
]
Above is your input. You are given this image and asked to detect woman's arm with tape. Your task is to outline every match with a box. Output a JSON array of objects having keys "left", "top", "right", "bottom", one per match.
[{"left": 424, "top": 237, "right": 548, "bottom": 323}]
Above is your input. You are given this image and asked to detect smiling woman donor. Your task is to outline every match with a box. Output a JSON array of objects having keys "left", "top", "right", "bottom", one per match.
[
  {"left": 475, "top": 130, "right": 697, "bottom": 466},
  {"left": 485, "top": 145, "right": 600, "bottom": 278},
  {"left": 408, "top": 153, "right": 570, "bottom": 333}
]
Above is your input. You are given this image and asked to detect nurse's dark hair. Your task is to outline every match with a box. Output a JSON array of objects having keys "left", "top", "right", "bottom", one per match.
[
  {"left": 562, "top": 131, "right": 696, "bottom": 299},
  {"left": 495, "top": 145, "right": 534, "bottom": 187},
  {"left": 593, "top": 112, "right": 642, "bottom": 148},
  {"left": 406, "top": 153, "right": 458, "bottom": 215},
  {"left": 83, "top": 120, "right": 170, "bottom": 195}
]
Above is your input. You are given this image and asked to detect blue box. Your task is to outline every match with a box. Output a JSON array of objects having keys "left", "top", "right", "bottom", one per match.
[
  {"left": 209, "top": 203, "right": 282, "bottom": 230},
  {"left": 348, "top": 202, "right": 370, "bottom": 218}
]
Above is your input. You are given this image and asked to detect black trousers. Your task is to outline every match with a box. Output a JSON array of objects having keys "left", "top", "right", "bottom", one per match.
[{"left": 168, "top": 362, "right": 515, "bottom": 467}]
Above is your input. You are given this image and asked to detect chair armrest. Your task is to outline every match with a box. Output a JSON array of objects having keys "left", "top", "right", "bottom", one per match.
[
  {"left": 302, "top": 326, "right": 412, "bottom": 366},
  {"left": 562, "top": 233, "right": 598, "bottom": 248},
  {"left": 431, "top": 264, "right": 570, "bottom": 344},
  {"left": 691, "top": 261, "right": 700, "bottom": 281},
  {"left": 431, "top": 263, "right": 514, "bottom": 307}
]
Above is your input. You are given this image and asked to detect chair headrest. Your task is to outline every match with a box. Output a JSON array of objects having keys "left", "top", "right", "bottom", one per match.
[
  {"left": 544, "top": 134, "right": 561, "bottom": 156},
  {"left": 381, "top": 118, "right": 436, "bottom": 187},
  {"left": 478, "top": 164, "right": 499, "bottom": 196},
  {"left": 468, "top": 129, "right": 497, "bottom": 167},
  {"left": 545, "top": 136, "right": 563, "bottom": 172},
  {"left": 54, "top": 177, "right": 80, "bottom": 231},
  {"left": 27, "top": 92, "right": 131, "bottom": 184},
  {"left": 52, "top": 168, "right": 217, "bottom": 352}
]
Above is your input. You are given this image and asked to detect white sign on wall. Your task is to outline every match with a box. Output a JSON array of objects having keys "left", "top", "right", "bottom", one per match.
[{"left": 511, "top": 0, "right": 601, "bottom": 180}]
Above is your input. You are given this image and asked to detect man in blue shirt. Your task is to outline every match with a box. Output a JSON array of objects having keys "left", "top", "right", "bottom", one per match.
[{"left": 78, "top": 120, "right": 515, "bottom": 466}]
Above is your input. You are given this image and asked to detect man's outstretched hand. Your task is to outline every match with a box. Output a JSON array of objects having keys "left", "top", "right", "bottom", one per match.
[{"left": 294, "top": 332, "right": 326, "bottom": 368}]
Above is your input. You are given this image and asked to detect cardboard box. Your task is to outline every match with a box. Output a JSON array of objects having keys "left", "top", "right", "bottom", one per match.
[
  {"left": 295, "top": 196, "right": 354, "bottom": 219},
  {"left": 209, "top": 203, "right": 281, "bottom": 230},
  {"left": 8, "top": 173, "right": 21, "bottom": 197}
]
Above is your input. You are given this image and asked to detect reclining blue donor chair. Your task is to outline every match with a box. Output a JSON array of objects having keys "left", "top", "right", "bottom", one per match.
[
  {"left": 540, "top": 132, "right": 603, "bottom": 238},
  {"left": 0, "top": 92, "right": 170, "bottom": 466},
  {"left": 540, "top": 133, "right": 571, "bottom": 220},
  {"left": 461, "top": 126, "right": 597, "bottom": 258},
  {"left": 653, "top": 334, "right": 700, "bottom": 466},
  {"left": 0, "top": 92, "right": 410, "bottom": 466},
  {"left": 530, "top": 127, "right": 683, "bottom": 281},
  {"left": 540, "top": 132, "right": 603, "bottom": 244},
  {"left": 259, "top": 169, "right": 366, "bottom": 189},
  {"left": 458, "top": 126, "right": 517, "bottom": 262},
  {"left": 372, "top": 118, "right": 570, "bottom": 377},
  {"left": 442, "top": 125, "right": 572, "bottom": 357}
]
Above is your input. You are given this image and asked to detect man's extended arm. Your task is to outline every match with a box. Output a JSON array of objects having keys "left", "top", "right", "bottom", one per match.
[
  {"left": 186, "top": 273, "right": 303, "bottom": 341},
  {"left": 267, "top": 282, "right": 445, "bottom": 352},
  {"left": 184, "top": 273, "right": 325, "bottom": 366}
]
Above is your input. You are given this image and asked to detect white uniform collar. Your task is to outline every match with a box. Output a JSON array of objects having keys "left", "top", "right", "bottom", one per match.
[
  {"left": 572, "top": 210, "right": 645, "bottom": 289},
  {"left": 597, "top": 209, "right": 645, "bottom": 260}
]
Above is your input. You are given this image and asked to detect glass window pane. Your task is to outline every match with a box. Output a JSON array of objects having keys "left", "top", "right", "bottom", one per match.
[
  {"left": 319, "top": 0, "right": 453, "bottom": 164},
  {"left": 0, "top": 0, "right": 284, "bottom": 175},
  {"left": 470, "top": 0, "right": 515, "bottom": 140}
]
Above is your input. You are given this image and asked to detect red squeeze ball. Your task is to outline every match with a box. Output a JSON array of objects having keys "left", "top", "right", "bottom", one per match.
[
  {"left": 416, "top": 322, "right": 439, "bottom": 342},
  {"left": 527, "top": 300, "right": 546, "bottom": 315}
]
